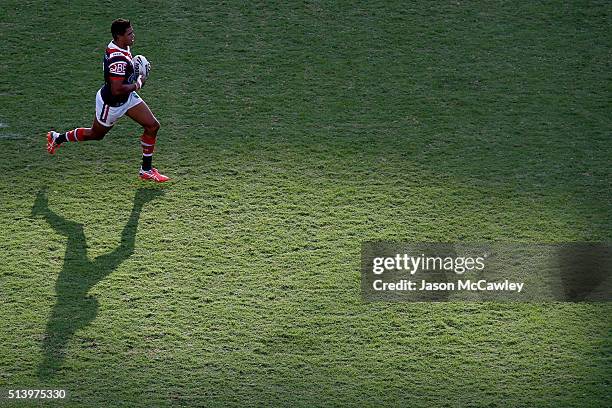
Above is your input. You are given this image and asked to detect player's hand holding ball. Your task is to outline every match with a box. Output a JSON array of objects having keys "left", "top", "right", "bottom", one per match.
[{"left": 133, "top": 55, "right": 151, "bottom": 89}]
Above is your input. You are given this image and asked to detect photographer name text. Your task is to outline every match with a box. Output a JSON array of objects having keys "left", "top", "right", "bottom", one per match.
[
  {"left": 370, "top": 254, "right": 524, "bottom": 293},
  {"left": 373, "top": 279, "right": 524, "bottom": 293}
]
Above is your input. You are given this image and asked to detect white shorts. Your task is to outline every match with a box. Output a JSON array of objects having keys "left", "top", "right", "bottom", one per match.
[{"left": 95, "top": 89, "right": 143, "bottom": 127}]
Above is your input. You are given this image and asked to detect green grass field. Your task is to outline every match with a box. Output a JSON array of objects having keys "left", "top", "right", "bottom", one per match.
[{"left": 1, "top": 1, "right": 611, "bottom": 406}]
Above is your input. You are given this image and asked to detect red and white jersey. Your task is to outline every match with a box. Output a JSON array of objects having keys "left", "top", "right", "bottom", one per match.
[{"left": 100, "top": 41, "right": 136, "bottom": 106}]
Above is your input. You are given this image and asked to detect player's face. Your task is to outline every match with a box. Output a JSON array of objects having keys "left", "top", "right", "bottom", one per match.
[
  {"left": 126, "top": 27, "right": 135, "bottom": 45},
  {"left": 120, "top": 27, "right": 135, "bottom": 46}
]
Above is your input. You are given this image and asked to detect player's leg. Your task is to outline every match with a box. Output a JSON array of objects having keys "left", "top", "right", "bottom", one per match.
[
  {"left": 87, "top": 117, "right": 113, "bottom": 140},
  {"left": 46, "top": 91, "right": 114, "bottom": 154},
  {"left": 126, "top": 100, "right": 169, "bottom": 182},
  {"left": 46, "top": 119, "right": 112, "bottom": 154}
]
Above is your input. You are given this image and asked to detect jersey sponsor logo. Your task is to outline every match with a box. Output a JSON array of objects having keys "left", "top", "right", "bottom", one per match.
[
  {"left": 109, "top": 51, "right": 131, "bottom": 59},
  {"left": 109, "top": 61, "right": 127, "bottom": 75}
]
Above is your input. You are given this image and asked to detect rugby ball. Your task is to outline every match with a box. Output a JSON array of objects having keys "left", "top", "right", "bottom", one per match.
[{"left": 132, "top": 55, "right": 151, "bottom": 80}]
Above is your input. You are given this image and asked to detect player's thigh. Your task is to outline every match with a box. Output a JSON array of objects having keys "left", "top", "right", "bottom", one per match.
[{"left": 126, "top": 101, "right": 159, "bottom": 130}]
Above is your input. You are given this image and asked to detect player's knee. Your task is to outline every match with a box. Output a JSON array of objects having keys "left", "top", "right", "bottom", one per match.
[
  {"left": 144, "top": 120, "right": 160, "bottom": 135},
  {"left": 91, "top": 132, "right": 106, "bottom": 141}
]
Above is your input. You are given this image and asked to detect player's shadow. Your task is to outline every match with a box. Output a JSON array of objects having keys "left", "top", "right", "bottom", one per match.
[{"left": 31, "top": 187, "right": 164, "bottom": 379}]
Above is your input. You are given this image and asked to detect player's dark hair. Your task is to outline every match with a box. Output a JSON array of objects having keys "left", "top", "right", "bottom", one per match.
[{"left": 111, "top": 18, "right": 131, "bottom": 40}]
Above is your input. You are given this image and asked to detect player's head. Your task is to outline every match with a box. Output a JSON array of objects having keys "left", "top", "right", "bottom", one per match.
[{"left": 111, "top": 18, "right": 134, "bottom": 47}]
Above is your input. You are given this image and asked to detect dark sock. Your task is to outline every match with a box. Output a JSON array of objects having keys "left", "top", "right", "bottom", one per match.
[
  {"left": 142, "top": 156, "right": 152, "bottom": 171},
  {"left": 55, "top": 134, "right": 67, "bottom": 144}
]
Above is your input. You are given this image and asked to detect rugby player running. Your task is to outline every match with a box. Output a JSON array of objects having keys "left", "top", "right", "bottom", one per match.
[{"left": 46, "top": 18, "right": 169, "bottom": 182}]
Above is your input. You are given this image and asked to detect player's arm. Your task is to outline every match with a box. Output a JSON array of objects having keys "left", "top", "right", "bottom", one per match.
[
  {"left": 108, "top": 59, "right": 144, "bottom": 96},
  {"left": 110, "top": 76, "right": 144, "bottom": 96}
]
